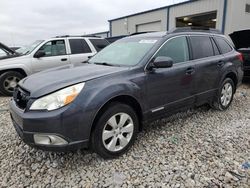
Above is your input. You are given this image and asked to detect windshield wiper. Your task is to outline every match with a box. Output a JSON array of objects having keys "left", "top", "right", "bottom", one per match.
[{"left": 93, "top": 62, "right": 117, "bottom": 67}]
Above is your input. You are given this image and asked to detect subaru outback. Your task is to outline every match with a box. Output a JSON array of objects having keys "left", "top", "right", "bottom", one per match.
[{"left": 10, "top": 28, "right": 243, "bottom": 159}]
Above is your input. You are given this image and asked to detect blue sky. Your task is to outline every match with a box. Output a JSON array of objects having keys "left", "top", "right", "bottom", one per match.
[{"left": 0, "top": 0, "right": 186, "bottom": 46}]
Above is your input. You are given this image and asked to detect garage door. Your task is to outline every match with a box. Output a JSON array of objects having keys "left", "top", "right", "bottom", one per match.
[{"left": 136, "top": 21, "right": 162, "bottom": 32}]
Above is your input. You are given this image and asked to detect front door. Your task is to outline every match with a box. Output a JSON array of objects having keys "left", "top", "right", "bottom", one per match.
[
  {"left": 145, "top": 36, "right": 196, "bottom": 118},
  {"left": 32, "top": 39, "right": 70, "bottom": 73}
]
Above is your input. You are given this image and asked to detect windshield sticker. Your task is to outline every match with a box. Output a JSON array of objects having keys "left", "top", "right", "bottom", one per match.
[{"left": 139, "top": 40, "right": 157, "bottom": 44}]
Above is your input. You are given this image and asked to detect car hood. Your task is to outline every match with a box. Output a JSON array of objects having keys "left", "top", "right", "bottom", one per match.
[
  {"left": 0, "top": 54, "right": 20, "bottom": 60},
  {"left": 229, "top": 30, "right": 250, "bottom": 49},
  {"left": 0, "top": 54, "right": 28, "bottom": 65},
  {"left": 19, "top": 64, "right": 129, "bottom": 98},
  {"left": 0, "top": 42, "right": 20, "bottom": 60}
]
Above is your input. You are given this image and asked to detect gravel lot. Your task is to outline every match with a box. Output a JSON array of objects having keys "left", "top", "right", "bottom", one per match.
[{"left": 0, "top": 84, "right": 249, "bottom": 187}]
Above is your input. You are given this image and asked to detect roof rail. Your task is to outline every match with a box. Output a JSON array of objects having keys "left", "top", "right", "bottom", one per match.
[
  {"left": 130, "top": 31, "right": 155, "bottom": 36},
  {"left": 54, "top": 35, "right": 101, "bottom": 38},
  {"left": 169, "top": 27, "right": 222, "bottom": 34}
]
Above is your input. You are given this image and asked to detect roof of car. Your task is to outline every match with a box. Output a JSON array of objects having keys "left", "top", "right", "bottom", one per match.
[
  {"left": 53, "top": 35, "right": 104, "bottom": 39},
  {"left": 127, "top": 28, "right": 223, "bottom": 39},
  {"left": 129, "top": 32, "right": 168, "bottom": 38}
]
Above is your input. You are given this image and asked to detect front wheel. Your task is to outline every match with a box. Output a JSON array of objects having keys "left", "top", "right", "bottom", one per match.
[
  {"left": 0, "top": 71, "right": 24, "bottom": 96},
  {"left": 212, "top": 78, "right": 235, "bottom": 111},
  {"left": 91, "top": 103, "right": 139, "bottom": 159}
]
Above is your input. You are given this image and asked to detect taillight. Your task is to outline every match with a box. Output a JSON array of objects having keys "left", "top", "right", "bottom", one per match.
[{"left": 238, "top": 53, "right": 244, "bottom": 62}]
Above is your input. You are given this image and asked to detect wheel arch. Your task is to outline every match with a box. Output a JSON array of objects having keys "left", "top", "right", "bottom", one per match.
[
  {"left": 90, "top": 95, "right": 143, "bottom": 136},
  {"left": 224, "top": 71, "right": 238, "bottom": 93},
  {"left": 0, "top": 68, "right": 27, "bottom": 77}
]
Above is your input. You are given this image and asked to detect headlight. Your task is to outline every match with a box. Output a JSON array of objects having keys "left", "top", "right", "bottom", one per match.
[{"left": 30, "top": 83, "right": 85, "bottom": 111}]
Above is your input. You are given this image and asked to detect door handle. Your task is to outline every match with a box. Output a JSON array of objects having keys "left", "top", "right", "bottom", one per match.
[
  {"left": 186, "top": 67, "right": 195, "bottom": 75},
  {"left": 61, "top": 58, "right": 68, "bottom": 62},
  {"left": 217, "top": 61, "right": 225, "bottom": 67}
]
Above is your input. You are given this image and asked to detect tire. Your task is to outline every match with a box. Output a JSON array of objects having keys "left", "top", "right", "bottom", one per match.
[
  {"left": 212, "top": 78, "right": 235, "bottom": 111},
  {"left": 0, "top": 71, "right": 24, "bottom": 96},
  {"left": 91, "top": 102, "right": 139, "bottom": 159}
]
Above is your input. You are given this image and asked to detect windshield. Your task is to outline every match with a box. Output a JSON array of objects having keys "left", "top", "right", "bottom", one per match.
[
  {"left": 0, "top": 48, "right": 8, "bottom": 58},
  {"left": 16, "top": 40, "right": 44, "bottom": 55},
  {"left": 88, "top": 38, "right": 158, "bottom": 66}
]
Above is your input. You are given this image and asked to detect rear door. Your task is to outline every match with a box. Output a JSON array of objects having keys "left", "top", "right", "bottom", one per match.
[
  {"left": 189, "top": 35, "right": 223, "bottom": 103},
  {"left": 145, "top": 36, "right": 196, "bottom": 118},
  {"left": 32, "top": 39, "right": 70, "bottom": 73},
  {"left": 68, "top": 38, "right": 95, "bottom": 66}
]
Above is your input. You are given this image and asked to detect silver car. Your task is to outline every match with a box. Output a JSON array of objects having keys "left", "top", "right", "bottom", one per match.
[{"left": 0, "top": 36, "right": 109, "bottom": 95}]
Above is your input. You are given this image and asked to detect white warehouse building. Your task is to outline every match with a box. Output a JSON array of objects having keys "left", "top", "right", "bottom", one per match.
[{"left": 107, "top": 0, "right": 250, "bottom": 37}]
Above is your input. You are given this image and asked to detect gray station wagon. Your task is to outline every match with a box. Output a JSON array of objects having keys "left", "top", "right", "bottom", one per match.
[{"left": 10, "top": 28, "right": 243, "bottom": 159}]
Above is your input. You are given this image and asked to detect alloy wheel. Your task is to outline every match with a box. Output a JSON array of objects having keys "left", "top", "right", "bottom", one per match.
[
  {"left": 3, "top": 76, "right": 20, "bottom": 92},
  {"left": 220, "top": 82, "right": 233, "bottom": 107},
  {"left": 102, "top": 113, "right": 134, "bottom": 152}
]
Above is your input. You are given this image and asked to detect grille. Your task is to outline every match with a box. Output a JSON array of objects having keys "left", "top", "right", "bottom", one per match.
[{"left": 13, "top": 87, "right": 30, "bottom": 109}]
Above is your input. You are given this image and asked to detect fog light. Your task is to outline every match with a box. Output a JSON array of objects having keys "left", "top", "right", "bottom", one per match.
[{"left": 34, "top": 134, "right": 68, "bottom": 145}]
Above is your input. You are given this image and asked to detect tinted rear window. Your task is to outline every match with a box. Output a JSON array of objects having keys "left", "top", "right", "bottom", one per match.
[
  {"left": 214, "top": 37, "right": 232, "bottom": 54},
  {"left": 190, "top": 36, "right": 214, "bottom": 59},
  {"left": 69, "top": 39, "right": 91, "bottom": 54},
  {"left": 89, "top": 39, "right": 109, "bottom": 52}
]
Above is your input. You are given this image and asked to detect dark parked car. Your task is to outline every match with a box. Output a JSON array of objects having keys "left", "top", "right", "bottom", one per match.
[
  {"left": 10, "top": 28, "right": 243, "bottom": 159},
  {"left": 230, "top": 30, "right": 250, "bottom": 79}
]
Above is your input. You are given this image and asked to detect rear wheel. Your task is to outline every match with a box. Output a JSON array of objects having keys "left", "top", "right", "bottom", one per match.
[
  {"left": 91, "top": 103, "right": 139, "bottom": 159},
  {"left": 212, "top": 78, "right": 235, "bottom": 111},
  {"left": 0, "top": 71, "right": 24, "bottom": 96}
]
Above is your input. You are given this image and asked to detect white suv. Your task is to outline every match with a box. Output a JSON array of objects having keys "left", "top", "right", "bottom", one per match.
[{"left": 0, "top": 36, "right": 109, "bottom": 95}]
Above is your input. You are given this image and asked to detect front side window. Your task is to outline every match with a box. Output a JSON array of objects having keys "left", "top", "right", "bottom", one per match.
[
  {"left": 214, "top": 37, "right": 232, "bottom": 54},
  {"left": 38, "top": 40, "right": 66, "bottom": 57},
  {"left": 190, "top": 36, "right": 214, "bottom": 59},
  {"left": 69, "top": 39, "right": 91, "bottom": 54},
  {"left": 154, "top": 36, "right": 189, "bottom": 64}
]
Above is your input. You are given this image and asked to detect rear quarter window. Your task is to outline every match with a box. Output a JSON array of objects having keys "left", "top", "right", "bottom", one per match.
[
  {"left": 190, "top": 36, "right": 214, "bottom": 59},
  {"left": 89, "top": 39, "right": 109, "bottom": 52},
  {"left": 214, "top": 37, "right": 233, "bottom": 54}
]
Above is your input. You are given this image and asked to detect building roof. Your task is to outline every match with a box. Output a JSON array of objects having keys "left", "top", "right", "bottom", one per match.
[{"left": 108, "top": 0, "right": 199, "bottom": 22}]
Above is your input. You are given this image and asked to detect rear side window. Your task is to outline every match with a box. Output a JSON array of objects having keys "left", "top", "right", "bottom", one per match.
[
  {"left": 155, "top": 36, "right": 189, "bottom": 64},
  {"left": 214, "top": 37, "right": 232, "bottom": 54},
  {"left": 69, "top": 39, "right": 91, "bottom": 54},
  {"left": 89, "top": 39, "right": 109, "bottom": 52},
  {"left": 190, "top": 36, "right": 214, "bottom": 59}
]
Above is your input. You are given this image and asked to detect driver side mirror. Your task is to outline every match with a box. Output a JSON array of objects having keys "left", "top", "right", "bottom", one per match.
[
  {"left": 34, "top": 51, "right": 46, "bottom": 58},
  {"left": 149, "top": 56, "right": 173, "bottom": 70}
]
